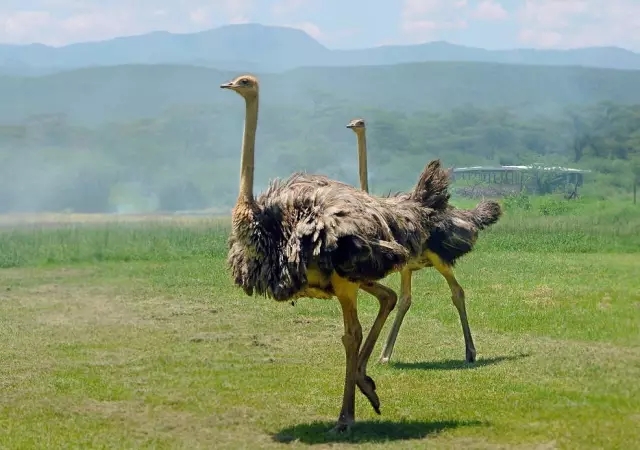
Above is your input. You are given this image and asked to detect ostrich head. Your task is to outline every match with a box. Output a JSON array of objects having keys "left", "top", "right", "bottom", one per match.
[
  {"left": 220, "top": 74, "right": 259, "bottom": 99},
  {"left": 346, "top": 118, "right": 366, "bottom": 132}
]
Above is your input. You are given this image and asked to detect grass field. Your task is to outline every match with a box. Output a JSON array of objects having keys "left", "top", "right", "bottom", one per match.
[{"left": 1, "top": 199, "right": 639, "bottom": 449}]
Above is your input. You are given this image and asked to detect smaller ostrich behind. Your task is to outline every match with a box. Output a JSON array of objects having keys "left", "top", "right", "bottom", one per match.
[{"left": 346, "top": 117, "right": 502, "bottom": 364}]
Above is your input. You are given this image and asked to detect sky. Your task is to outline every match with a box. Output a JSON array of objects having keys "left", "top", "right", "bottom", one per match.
[{"left": 1, "top": 0, "right": 639, "bottom": 51}]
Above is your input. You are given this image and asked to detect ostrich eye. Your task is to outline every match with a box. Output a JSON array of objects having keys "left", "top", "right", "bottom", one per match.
[{"left": 240, "top": 78, "right": 250, "bottom": 85}]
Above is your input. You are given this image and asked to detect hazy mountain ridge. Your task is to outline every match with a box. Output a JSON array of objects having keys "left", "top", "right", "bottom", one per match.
[
  {"left": 2, "top": 23, "right": 640, "bottom": 76},
  {"left": 2, "top": 60, "right": 640, "bottom": 125}
]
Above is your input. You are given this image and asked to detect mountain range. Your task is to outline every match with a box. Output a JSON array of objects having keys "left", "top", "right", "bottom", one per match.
[
  {"left": 3, "top": 61, "right": 640, "bottom": 125},
  {"left": 2, "top": 23, "right": 640, "bottom": 76}
]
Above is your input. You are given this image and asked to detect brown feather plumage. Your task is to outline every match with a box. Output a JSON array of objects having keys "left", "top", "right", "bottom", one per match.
[{"left": 227, "top": 171, "right": 440, "bottom": 301}]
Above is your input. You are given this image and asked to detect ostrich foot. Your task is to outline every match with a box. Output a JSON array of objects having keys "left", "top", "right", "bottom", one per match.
[
  {"left": 356, "top": 374, "right": 381, "bottom": 414},
  {"left": 466, "top": 348, "right": 477, "bottom": 364},
  {"left": 328, "top": 418, "right": 353, "bottom": 435}
]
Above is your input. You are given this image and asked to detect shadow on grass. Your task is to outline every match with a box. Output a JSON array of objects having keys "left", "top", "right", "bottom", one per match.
[
  {"left": 273, "top": 419, "right": 485, "bottom": 444},
  {"left": 390, "top": 353, "right": 530, "bottom": 371}
]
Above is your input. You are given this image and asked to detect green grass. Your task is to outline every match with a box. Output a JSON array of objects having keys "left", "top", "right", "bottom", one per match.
[
  {"left": 1, "top": 204, "right": 639, "bottom": 448},
  {"left": 0, "top": 219, "right": 230, "bottom": 268},
  {"left": 1, "top": 197, "right": 639, "bottom": 269}
]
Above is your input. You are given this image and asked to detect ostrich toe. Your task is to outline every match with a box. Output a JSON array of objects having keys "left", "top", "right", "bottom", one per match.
[
  {"left": 328, "top": 419, "right": 353, "bottom": 435},
  {"left": 357, "top": 374, "right": 381, "bottom": 414}
]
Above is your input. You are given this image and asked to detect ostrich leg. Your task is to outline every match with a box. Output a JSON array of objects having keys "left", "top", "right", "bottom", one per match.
[
  {"left": 379, "top": 269, "right": 413, "bottom": 363},
  {"left": 330, "top": 276, "right": 363, "bottom": 434},
  {"left": 431, "top": 256, "right": 476, "bottom": 363},
  {"left": 356, "top": 281, "right": 398, "bottom": 413}
]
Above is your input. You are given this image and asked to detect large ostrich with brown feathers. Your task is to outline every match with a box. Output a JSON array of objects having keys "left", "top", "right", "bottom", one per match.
[
  {"left": 221, "top": 74, "right": 451, "bottom": 433},
  {"left": 346, "top": 118, "right": 502, "bottom": 364}
]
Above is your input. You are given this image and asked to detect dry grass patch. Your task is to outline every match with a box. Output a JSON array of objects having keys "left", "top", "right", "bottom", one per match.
[
  {"left": 524, "top": 285, "right": 555, "bottom": 307},
  {"left": 3, "top": 282, "right": 147, "bottom": 328},
  {"left": 0, "top": 266, "right": 96, "bottom": 284}
]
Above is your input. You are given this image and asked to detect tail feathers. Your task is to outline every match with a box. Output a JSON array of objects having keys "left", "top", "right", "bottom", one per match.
[
  {"left": 467, "top": 200, "right": 502, "bottom": 230},
  {"left": 427, "top": 200, "right": 502, "bottom": 266},
  {"left": 411, "top": 159, "right": 451, "bottom": 211}
]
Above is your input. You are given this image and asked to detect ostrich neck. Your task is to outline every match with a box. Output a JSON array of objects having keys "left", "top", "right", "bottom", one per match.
[
  {"left": 238, "top": 96, "right": 259, "bottom": 204},
  {"left": 357, "top": 131, "right": 369, "bottom": 193}
]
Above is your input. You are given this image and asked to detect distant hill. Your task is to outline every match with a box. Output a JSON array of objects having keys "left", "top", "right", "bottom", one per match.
[
  {"left": 2, "top": 61, "right": 640, "bottom": 124},
  {"left": 2, "top": 23, "right": 640, "bottom": 75}
]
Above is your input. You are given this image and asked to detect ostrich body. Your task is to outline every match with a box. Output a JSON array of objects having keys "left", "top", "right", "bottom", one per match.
[
  {"left": 346, "top": 118, "right": 502, "bottom": 364},
  {"left": 222, "top": 75, "right": 450, "bottom": 433}
]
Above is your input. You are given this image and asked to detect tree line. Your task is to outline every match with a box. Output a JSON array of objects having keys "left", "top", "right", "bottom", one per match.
[{"left": 0, "top": 100, "right": 638, "bottom": 213}]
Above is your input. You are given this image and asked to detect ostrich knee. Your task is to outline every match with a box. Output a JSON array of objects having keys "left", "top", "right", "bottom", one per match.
[{"left": 342, "top": 323, "right": 363, "bottom": 354}]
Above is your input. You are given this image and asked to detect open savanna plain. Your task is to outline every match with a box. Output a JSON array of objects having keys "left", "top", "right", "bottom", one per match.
[{"left": 1, "top": 198, "right": 639, "bottom": 449}]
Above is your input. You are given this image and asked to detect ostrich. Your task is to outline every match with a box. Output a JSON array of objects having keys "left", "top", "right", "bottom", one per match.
[
  {"left": 220, "top": 74, "right": 451, "bottom": 433},
  {"left": 346, "top": 118, "right": 502, "bottom": 364}
]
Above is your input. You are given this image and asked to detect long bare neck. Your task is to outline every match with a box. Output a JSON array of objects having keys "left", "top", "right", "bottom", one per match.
[
  {"left": 356, "top": 130, "right": 369, "bottom": 193},
  {"left": 238, "top": 95, "right": 259, "bottom": 204}
]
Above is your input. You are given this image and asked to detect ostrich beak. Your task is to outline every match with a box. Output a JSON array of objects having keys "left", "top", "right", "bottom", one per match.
[{"left": 220, "top": 81, "right": 234, "bottom": 89}]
